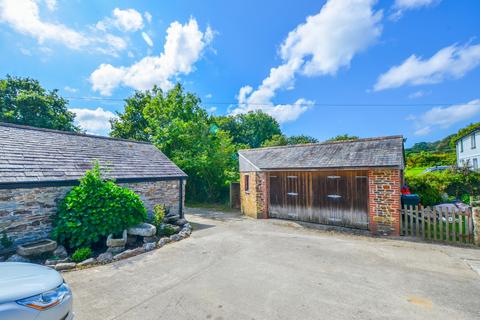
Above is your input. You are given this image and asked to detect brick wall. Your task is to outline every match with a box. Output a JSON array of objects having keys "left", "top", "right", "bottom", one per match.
[
  {"left": 368, "top": 169, "right": 402, "bottom": 236},
  {"left": 240, "top": 172, "right": 268, "bottom": 219},
  {"left": 0, "top": 179, "right": 184, "bottom": 253}
]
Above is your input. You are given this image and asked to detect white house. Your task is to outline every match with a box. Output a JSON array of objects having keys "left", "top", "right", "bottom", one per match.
[{"left": 456, "top": 129, "right": 480, "bottom": 171}]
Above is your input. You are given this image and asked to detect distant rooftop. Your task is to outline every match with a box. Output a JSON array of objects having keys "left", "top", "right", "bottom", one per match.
[
  {"left": 239, "top": 136, "right": 405, "bottom": 171},
  {"left": 0, "top": 122, "right": 187, "bottom": 185}
]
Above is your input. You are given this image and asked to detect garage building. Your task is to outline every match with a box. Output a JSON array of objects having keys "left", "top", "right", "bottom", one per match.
[{"left": 238, "top": 136, "right": 405, "bottom": 236}]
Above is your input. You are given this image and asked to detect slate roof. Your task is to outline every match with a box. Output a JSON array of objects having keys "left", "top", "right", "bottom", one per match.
[
  {"left": 239, "top": 136, "right": 404, "bottom": 171},
  {"left": 0, "top": 123, "right": 187, "bottom": 184}
]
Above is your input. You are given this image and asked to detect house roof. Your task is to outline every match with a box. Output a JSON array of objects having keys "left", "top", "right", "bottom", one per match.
[
  {"left": 238, "top": 136, "right": 404, "bottom": 172},
  {"left": 0, "top": 122, "right": 187, "bottom": 185}
]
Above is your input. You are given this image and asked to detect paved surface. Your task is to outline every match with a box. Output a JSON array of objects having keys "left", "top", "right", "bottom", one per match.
[{"left": 64, "top": 208, "right": 480, "bottom": 320}]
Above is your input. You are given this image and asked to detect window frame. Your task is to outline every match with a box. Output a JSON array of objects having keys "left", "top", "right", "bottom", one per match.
[
  {"left": 460, "top": 138, "right": 464, "bottom": 153},
  {"left": 474, "top": 158, "right": 479, "bottom": 171},
  {"left": 472, "top": 134, "right": 477, "bottom": 149},
  {"left": 244, "top": 174, "right": 250, "bottom": 193}
]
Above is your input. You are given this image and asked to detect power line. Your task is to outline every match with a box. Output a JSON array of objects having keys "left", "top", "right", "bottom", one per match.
[{"left": 64, "top": 96, "right": 479, "bottom": 107}]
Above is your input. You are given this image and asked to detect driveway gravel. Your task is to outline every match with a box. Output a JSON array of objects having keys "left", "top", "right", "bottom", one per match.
[{"left": 64, "top": 208, "right": 480, "bottom": 320}]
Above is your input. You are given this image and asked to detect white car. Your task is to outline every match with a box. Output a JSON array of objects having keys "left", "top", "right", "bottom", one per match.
[{"left": 0, "top": 262, "right": 74, "bottom": 320}]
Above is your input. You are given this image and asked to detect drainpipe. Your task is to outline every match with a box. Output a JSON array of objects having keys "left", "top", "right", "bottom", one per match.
[{"left": 178, "top": 178, "right": 184, "bottom": 219}]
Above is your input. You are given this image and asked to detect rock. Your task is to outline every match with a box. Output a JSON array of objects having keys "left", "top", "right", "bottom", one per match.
[
  {"left": 164, "top": 215, "right": 180, "bottom": 224},
  {"left": 54, "top": 262, "right": 76, "bottom": 271},
  {"left": 127, "top": 223, "right": 156, "bottom": 237},
  {"left": 0, "top": 256, "right": 4, "bottom": 262},
  {"left": 97, "top": 252, "right": 113, "bottom": 264},
  {"left": 143, "top": 242, "right": 156, "bottom": 252},
  {"left": 106, "top": 230, "right": 127, "bottom": 247},
  {"left": 174, "top": 218, "right": 188, "bottom": 226},
  {"left": 6, "top": 254, "right": 30, "bottom": 263},
  {"left": 127, "top": 235, "right": 138, "bottom": 246},
  {"left": 113, "top": 247, "right": 145, "bottom": 260},
  {"left": 52, "top": 245, "right": 68, "bottom": 259},
  {"left": 45, "top": 257, "right": 71, "bottom": 266},
  {"left": 143, "top": 236, "right": 158, "bottom": 244},
  {"left": 183, "top": 223, "right": 192, "bottom": 230},
  {"left": 77, "top": 258, "right": 96, "bottom": 267},
  {"left": 157, "top": 237, "right": 170, "bottom": 247},
  {"left": 169, "top": 234, "right": 181, "bottom": 242},
  {"left": 107, "top": 246, "right": 125, "bottom": 254},
  {"left": 166, "top": 224, "right": 181, "bottom": 233},
  {"left": 17, "top": 239, "right": 57, "bottom": 257}
]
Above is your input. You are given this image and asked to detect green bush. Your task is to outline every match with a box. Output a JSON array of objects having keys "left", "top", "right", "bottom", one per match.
[
  {"left": 53, "top": 163, "right": 147, "bottom": 249},
  {"left": 406, "top": 151, "right": 455, "bottom": 168},
  {"left": 151, "top": 205, "right": 166, "bottom": 228},
  {"left": 71, "top": 247, "right": 92, "bottom": 263},
  {"left": 1, "top": 231, "right": 13, "bottom": 249},
  {"left": 158, "top": 224, "right": 177, "bottom": 237},
  {"left": 406, "top": 167, "right": 480, "bottom": 206}
]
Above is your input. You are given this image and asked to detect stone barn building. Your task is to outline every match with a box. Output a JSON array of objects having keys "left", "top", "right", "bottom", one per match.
[
  {"left": 0, "top": 123, "right": 187, "bottom": 251},
  {"left": 238, "top": 136, "right": 405, "bottom": 236}
]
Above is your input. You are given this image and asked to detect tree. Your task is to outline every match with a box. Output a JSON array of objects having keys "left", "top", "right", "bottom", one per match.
[
  {"left": 262, "top": 134, "right": 318, "bottom": 147},
  {"left": 287, "top": 135, "right": 318, "bottom": 145},
  {"left": 113, "top": 84, "right": 238, "bottom": 202},
  {"left": 0, "top": 75, "right": 79, "bottom": 131},
  {"left": 110, "top": 89, "right": 155, "bottom": 142},
  {"left": 216, "top": 110, "right": 281, "bottom": 148},
  {"left": 326, "top": 134, "right": 359, "bottom": 142}
]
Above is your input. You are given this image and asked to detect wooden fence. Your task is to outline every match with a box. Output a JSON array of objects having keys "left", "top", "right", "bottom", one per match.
[{"left": 401, "top": 205, "right": 474, "bottom": 244}]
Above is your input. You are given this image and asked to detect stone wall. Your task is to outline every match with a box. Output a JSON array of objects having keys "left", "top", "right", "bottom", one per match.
[
  {"left": 120, "top": 180, "right": 183, "bottom": 216},
  {"left": 367, "top": 169, "right": 402, "bottom": 236},
  {"left": 240, "top": 172, "right": 268, "bottom": 219},
  {"left": 0, "top": 179, "right": 184, "bottom": 253}
]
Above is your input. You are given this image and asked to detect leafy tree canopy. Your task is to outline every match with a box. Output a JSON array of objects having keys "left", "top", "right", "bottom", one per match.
[
  {"left": 216, "top": 110, "right": 281, "bottom": 148},
  {"left": 0, "top": 75, "right": 79, "bottom": 131},
  {"left": 452, "top": 122, "right": 480, "bottom": 145},
  {"left": 111, "top": 84, "right": 238, "bottom": 202},
  {"left": 326, "top": 134, "right": 359, "bottom": 142},
  {"left": 262, "top": 134, "right": 318, "bottom": 147}
]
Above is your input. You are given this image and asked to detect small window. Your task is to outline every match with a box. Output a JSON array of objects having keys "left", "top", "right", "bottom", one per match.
[
  {"left": 460, "top": 139, "right": 464, "bottom": 152},
  {"left": 474, "top": 158, "right": 479, "bottom": 171},
  {"left": 244, "top": 175, "right": 250, "bottom": 192},
  {"left": 472, "top": 134, "right": 477, "bottom": 149}
]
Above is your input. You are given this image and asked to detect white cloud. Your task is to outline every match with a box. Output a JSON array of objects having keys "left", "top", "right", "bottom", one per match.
[
  {"left": 408, "top": 90, "right": 430, "bottom": 99},
  {"left": 97, "top": 8, "right": 144, "bottom": 32},
  {"left": 374, "top": 44, "right": 480, "bottom": 91},
  {"left": 205, "top": 93, "right": 213, "bottom": 99},
  {"left": 0, "top": 0, "right": 127, "bottom": 56},
  {"left": 70, "top": 107, "right": 117, "bottom": 136},
  {"left": 90, "top": 18, "right": 213, "bottom": 96},
  {"left": 232, "top": 0, "right": 382, "bottom": 123},
  {"left": 391, "top": 0, "right": 439, "bottom": 20},
  {"left": 44, "top": 0, "right": 56, "bottom": 11},
  {"left": 142, "top": 32, "right": 153, "bottom": 47},
  {"left": 144, "top": 11, "right": 152, "bottom": 24},
  {"left": 410, "top": 99, "right": 480, "bottom": 136},
  {"left": 64, "top": 86, "right": 78, "bottom": 93}
]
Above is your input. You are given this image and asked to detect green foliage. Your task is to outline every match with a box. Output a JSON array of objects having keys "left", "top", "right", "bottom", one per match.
[
  {"left": 406, "top": 167, "right": 480, "bottom": 206},
  {"left": 261, "top": 134, "right": 288, "bottom": 147},
  {"left": 71, "top": 247, "right": 92, "bottom": 263},
  {"left": 112, "top": 84, "right": 238, "bottom": 202},
  {"left": 159, "top": 224, "right": 177, "bottom": 237},
  {"left": 150, "top": 204, "right": 166, "bottom": 232},
  {"left": 216, "top": 111, "right": 281, "bottom": 148},
  {"left": 406, "top": 151, "right": 455, "bottom": 168},
  {"left": 53, "top": 163, "right": 147, "bottom": 249},
  {"left": 110, "top": 90, "right": 154, "bottom": 142},
  {"left": 261, "top": 134, "right": 318, "bottom": 147},
  {"left": 326, "top": 134, "right": 359, "bottom": 142},
  {"left": 1, "top": 231, "right": 13, "bottom": 249},
  {"left": 451, "top": 122, "right": 480, "bottom": 146},
  {"left": 0, "top": 75, "right": 79, "bottom": 131},
  {"left": 406, "top": 134, "right": 455, "bottom": 155}
]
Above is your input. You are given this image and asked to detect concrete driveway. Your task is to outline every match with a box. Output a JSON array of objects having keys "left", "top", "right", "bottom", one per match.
[{"left": 64, "top": 208, "right": 480, "bottom": 320}]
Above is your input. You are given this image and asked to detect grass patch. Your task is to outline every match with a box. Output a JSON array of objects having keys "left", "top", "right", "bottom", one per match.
[{"left": 405, "top": 167, "right": 427, "bottom": 177}]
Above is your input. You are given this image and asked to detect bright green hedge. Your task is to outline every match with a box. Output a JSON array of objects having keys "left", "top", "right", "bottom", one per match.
[{"left": 53, "top": 163, "right": 147, "bottom": 249}]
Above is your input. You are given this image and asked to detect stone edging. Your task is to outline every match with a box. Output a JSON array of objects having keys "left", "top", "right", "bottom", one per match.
[{"left": 49, "top": 223, "right": 193, "bottom": 272}]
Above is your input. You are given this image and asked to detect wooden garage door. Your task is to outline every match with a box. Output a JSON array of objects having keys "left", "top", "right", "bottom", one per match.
[{"left": 269, "top": 170, "right": 369, "bottom": 229}]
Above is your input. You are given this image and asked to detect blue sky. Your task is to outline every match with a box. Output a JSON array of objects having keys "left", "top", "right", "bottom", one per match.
[{"left": 0, "top": 0, "right": 479, "bottom": 146}]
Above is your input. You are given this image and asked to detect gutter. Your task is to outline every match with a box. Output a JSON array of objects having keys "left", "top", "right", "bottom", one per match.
[{"left": 0, "top": 175, "right": 188, "bottom": 190}]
